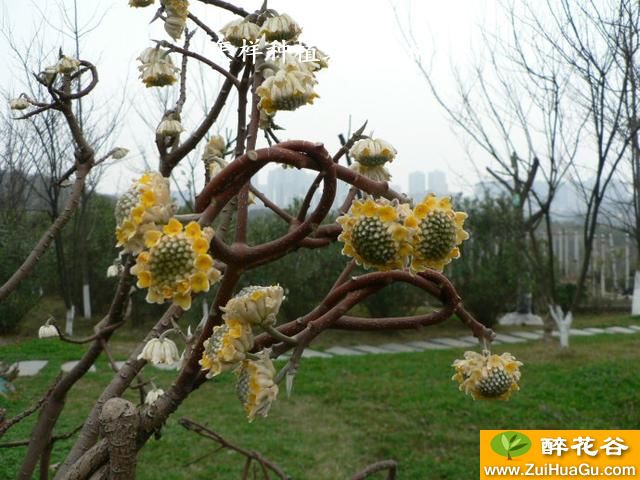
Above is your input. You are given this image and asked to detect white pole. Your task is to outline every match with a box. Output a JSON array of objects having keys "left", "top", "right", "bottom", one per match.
[
  {"left": 82, "top": 283, "right": 92, "bottom": 319},
  {"left": 600, "top": 233, "right": 606, "bottom": 296},
  {"left": 609, "top": 233, "right": 617, "bottom": 294},
  {"left": 624, "top": 233, "right": 630, "bottom": 291},
  {"left": 574, "top": 230, "right": 580, "bottom": 278}
]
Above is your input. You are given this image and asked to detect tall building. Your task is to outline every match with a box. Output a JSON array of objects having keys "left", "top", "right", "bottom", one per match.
[
  {"left": 428, "top": 170, "right": 448, "bottom": 196},
  {"left": 408, "top": 171, "right": 426, "bottom": 202}
]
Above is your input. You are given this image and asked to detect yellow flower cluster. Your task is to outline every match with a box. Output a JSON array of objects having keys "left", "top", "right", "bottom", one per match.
[
  {"left": 137, "top": 47, "right": 179, "bottom": 88},
  {"left": 405, "top": 195, "right": 469, "bottom": 272},
  {"left": 337, "top": 195, "right": 468, "bottom": 272},
  {"left": 199, "top": 318, "right": 254, "bottom": 378},
  {"left": 162, "top": 0, "right": 189, "bottom": 40},
  {"left": 200, "top": 286, "right": 284, "bottom": 421},
  {"left": 256, "top": 55, "right": 319, "bottom": 116},
  {"left": 259, "top": 13, "right": 301, "bottom": 42},
  {"left": 115, "top": 172, "right": 174, "bottom": 254},
  {"left": 337, "top": 198, "right": 412, "bottom": 271},
  {"left": 235, "top": 350, "right": 279, "bottom": 422},
  {"left": 350, "top": 138, "right": 397, "bottom": 182},
  {"left": 219, "top": 18, "right": 260, "bottom": 47},
  {"left": 222, "top": 285, "right": 284, "bottom": 328},
  {"left": 130, "top": 218, "right": 221, "bottom": 310},
  {"left": 452, "top": 351, "right": 522, "bottom": 400}
]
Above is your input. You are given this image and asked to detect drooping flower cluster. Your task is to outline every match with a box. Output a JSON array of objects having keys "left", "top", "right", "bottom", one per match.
[
  {"left": 219, "top": 18, "right": 261, "bottom": 47},
  {"left": 131, "top": 219, "right": 220, "bottom": 310},
  {"left": 137, "top": 47, "right": 179, "bottom": 88},
  {"left": 221, "top": 285, "right": 285, "bottom": 328},
  {"left": 337, "top": 195, "right": 468, "bottom": 272},
  {"left": 161, "top": 0, "right": 189, "bottom": 40},
  {"left": 138, "top": 337, "right": 181, "bottom": 367},
  {"left": 452, "top": 350, "right": 522, "bottom": 400},
  {"left": 200, "top": 285, "right": 284, "bottom": 421},
  {"left": 256, "top": 55, "right": 319, "bottom": 116},
  {"left": 38, "top": 324, "right": 59, "bottom": 339},
  {"left": 202, "top": 135, "right": 227, "bottom": 179},
  {"left": 56, "top": 56, "right": 81, "bottom": 74},
  {"left": 129, "top": 0, "right": 155, "bottom": 6},
  {"left": 199, "top": 319, "right": 254, "bottom": 377},
  {"left": 259, "top": 13, "right": 302, "bottom": 42},
  {"left": 115, "top": 172, "right": 174, "bottom": 254},
  {"left": 350, "top": 138, "right": 397, "bottom": 182},
  {"left": 236, "top": 351, "right": 279, "bottom": 422}
]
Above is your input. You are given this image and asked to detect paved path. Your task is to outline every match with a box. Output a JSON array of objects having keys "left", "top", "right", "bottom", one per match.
[{"left": 9, "top": 323, "right": 640, "bottom": 376}]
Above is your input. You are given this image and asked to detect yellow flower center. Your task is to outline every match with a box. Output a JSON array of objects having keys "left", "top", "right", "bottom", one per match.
[
  {"left": 356, "top": 155, "right": 390, "bottom": 167},
  {"left": 478, "top": 367, "right": 514, "bottom": 398},
  {"left": 115, "top": 189, "right": 140, "bottom": 224},
  {"left": 416, "top": 211, "right": 457, "bottom": 261},
  {"left": 148, "top": 235, "right": 196, "bottom": 285},
  {"left": 351, "top": 217, "right": 397, "bottom": 265}
]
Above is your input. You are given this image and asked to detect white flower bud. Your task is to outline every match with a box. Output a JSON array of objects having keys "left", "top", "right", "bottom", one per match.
[
  {"left": 111, "top": 148, "right": 129, "bottom": 160},
  {"left": 38, "top": 324, "right": 59, "bottom": 339},
  {"left": 137, "top": 337, "right": 180, "bottom": 366},
  {"left": 9, "top": 98, "right": 30, "bottom": 111},
  {"left": 145, "top": 387, "right": 165, "bottom": 404}
]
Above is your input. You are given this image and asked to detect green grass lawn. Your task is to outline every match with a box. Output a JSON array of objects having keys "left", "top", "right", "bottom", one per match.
[{"left": 1, "top": 329, "right": 640, "bottom": 479}]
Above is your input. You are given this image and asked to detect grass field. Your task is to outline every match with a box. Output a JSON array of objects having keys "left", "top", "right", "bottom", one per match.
[{"left": 1, "top": 321, "right": 640, "bottom": 479}]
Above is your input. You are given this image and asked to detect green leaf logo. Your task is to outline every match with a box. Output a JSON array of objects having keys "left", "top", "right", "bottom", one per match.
[{"left": 490, "top": 431, "right": 531, "bottom": 460}]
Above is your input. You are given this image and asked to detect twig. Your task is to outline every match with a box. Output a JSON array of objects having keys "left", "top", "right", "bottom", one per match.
[
  {"left": 178, "top": 417, "right": 289, "bottom": 479},
  {"left": 0, "top": 374, "right": 61, "bottom": 438},
  {"left": 0, "top": 423, "right": 83, "bottom": 449},
  {"left": 351, "top": 460, "right": 397, "bottom": 480}
]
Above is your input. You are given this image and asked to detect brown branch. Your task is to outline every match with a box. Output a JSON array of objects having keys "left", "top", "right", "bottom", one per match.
[
  {"left": 178, "top": 417, "right": 289, "bottom": 479},
  {"left": 196, "top": 0, "right": 250, "bottom": 17},
  {"left": 57, "top": 321, "right": 124, "bottom": 344},
  {"left": 99, "top": 398, "right": 139, "bottom": 480},
  {"left": 351, "top": 460, "right": 397, "bottom": 480},
  {"left": 0, "top": 375, "right": 61, "bottom": 438},
  {"left": 0, "top": 423, "right": 83, "bottom": 449}
]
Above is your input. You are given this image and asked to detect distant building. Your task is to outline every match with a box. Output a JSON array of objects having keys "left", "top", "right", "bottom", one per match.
[
  {"left": 408, "top": 171, "right": 426, "bottom": 202},
  {"left": 428, "top": 170, "right": 448, "bottom": 196}
]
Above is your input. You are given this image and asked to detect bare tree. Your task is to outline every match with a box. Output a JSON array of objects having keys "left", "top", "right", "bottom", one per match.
[{"left": 1, "top": 2, "right": 498, "bottom": 479}]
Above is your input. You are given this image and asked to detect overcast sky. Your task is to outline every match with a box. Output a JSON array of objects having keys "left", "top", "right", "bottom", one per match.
[{"left": 1, "top": 0, "right": 498, "bottom": 196}]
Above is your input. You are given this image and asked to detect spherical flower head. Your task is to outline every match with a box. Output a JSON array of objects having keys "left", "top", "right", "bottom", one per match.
[
  {"left": 115, "top": 172, "right": 175, "bottom": 254},
  {"left": 137, "top": 47, "right": 179, "bottom": 88},
  {"left": 131, "top": 219, "right": 221, "bottom": 310},
  {"left": 220, "top": 18, "right": 260, "bottom": 47},
  {"left": 199, "top": 320, "right": 254, "bottom": 378},
  {"left": 235, "top": 350, "right": 278, "bottom": 422},
  {"left": 38, "top": 324, "right": 59, "bottom": 339},
  {"left": 161, "top": 0, "right": 189, "bottom": 39},
  {"left": 56, "top": 56, "right": 81, "bottom": 74},
  {"left": 9, "top": 97, "right": 30, "bottom": 111},
  {"left": 222, "top": 285, "right": 284, "bottom": 327},
  {"left": 256, "top": 65, "right": 318, "bottom": 115},
  {"left": 145, "top": 387, "right": 164, "bottom": 405},
  {"left": 337, "top": 198, "right": 412, "bottom": 271},
  {"left": 405, "top": 194, "right": 469, "bottom": 272},
  {"left": 129, "top": 0, "right": 155, "bottom": 6},
  {"left": 452, "top": 350, "right": 522, "bottom": 400},
  {"left": 137, "top": 337, "right": 180, "bottom": 366},
  {"left": 259, "top": 13, "right": 301, "bottom": 42}
]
